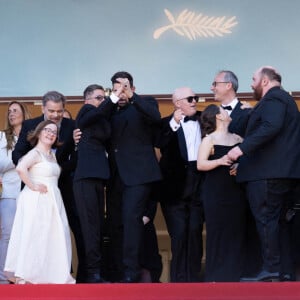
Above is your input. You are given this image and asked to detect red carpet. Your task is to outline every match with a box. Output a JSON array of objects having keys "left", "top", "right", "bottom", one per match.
[{"left": 0, "top": 282, "right": 300, "bottom": 300}]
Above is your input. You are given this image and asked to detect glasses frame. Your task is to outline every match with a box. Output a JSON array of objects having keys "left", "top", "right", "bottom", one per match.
[
  {"left": 177, "top": 96, "right": 199, "bottom": 103},
  {"left": 43, "top": 127, "right": 58, "bottom": 136},
  {"left": 211, "top": 81, "right": 230, "bottom": 87}
]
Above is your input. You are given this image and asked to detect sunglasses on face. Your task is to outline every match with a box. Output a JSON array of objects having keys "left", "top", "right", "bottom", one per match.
[{"left": 178, "top": 96, "right": 199, "bottom": 103}]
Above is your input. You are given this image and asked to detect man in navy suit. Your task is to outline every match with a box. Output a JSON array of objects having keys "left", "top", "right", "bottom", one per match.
[
  {"left": 12, "top": 90, "right": 84, "bottom": 282},
  {"left": 228, "top": 66, "right": 300, "bottom": 281},
  {"left": 73, "top": 84, "right": 111, "bottom": 283},
  {"left": 157, "top": 87, "right": 204, "bottom": 282}
]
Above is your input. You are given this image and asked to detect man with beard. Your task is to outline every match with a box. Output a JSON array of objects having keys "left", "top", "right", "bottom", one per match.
[
  {"left": 102, "top": 71, "right": 162, "bottom": 283},
  {"left": 228, "top": 66, "right": 300, "bottom": 281},
  {"left": 73, "top": 73, "right": 162, "bottom": 283}
]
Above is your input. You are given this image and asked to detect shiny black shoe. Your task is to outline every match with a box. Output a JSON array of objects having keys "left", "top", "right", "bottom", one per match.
[
  {"left": 119, "top": 274, "right": 141, "bottom": 283},
  {"left": 85, "top": 273, "right": 110, "bottom": 283},
  {"left": 240, "top": 270, "right": 280, "bottom": 282},
  {"left": 280, "top": 273, "right": 295, "bottom": 282}
]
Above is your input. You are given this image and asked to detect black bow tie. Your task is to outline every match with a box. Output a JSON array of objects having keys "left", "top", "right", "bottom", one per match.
[
  {"left": 222, "top": 105, "right": 232, "bottom": 111},
  {"left": 184, "top": 115, "right": 197, "bottom": 122}
]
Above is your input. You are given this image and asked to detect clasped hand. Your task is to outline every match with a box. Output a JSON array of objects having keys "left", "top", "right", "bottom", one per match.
[{"left": 33, "top": 183, "right": 48, "bottom": 193}]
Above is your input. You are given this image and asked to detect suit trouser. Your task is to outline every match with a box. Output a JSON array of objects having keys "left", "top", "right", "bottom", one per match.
[
  {"left": 59, "top": 175, "right": 85, "bottom": 282},
  {"left": 140, "top": 221, "right": 163, "bottom": 282},
  {"left": 161, "top": 163, "right": 203, "bottom": 282},
  {"left": 73, "top": 178, "right": 105, "bottom": 276},
  {"left": 161, "top": 196, "right": 203, "bottom": 282},
  {"left": 122, "top": 183, "right": 152, "bottom": 278},
  {"left": 246, "top": 179, "right": 293, "bottom": 273},
  {"left": 106, "top": 173, "right": 152, "bottom": 279}
]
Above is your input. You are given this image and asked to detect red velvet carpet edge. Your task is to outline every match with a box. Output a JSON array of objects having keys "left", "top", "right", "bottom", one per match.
[{"left": 0, "top": 282, "right": 300, "bottom": 300}]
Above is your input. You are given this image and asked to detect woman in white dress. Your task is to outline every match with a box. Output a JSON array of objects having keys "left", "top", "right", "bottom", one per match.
[
  {"left": 5, "top": 120, "right": 75, "bottom": 284},
  {"left": 0, "top": 101, "right": 29, "bottom": 284}
]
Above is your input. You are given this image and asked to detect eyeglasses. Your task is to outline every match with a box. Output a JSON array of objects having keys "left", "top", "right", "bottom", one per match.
[
  {"left": 178, "top": 96, "right": 199, "bottom": 103},
  {"left": 89, "top": 95, "right": 105, "bottom": 101},
  {"left": 43, "top": 127, "right": 58, "bottom": 136},
  {"left": 211, "top": 81, "right": 229, "bottom": 87}
]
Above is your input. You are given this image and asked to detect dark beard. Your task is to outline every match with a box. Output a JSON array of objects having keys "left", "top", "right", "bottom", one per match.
[{"left": 253, "top": 86, "right": 263, "bottom": 101}]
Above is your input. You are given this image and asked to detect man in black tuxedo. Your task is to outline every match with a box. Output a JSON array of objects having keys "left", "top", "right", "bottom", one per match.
[
  {"left": 157, "top": 87, "right": 204, "bottom": 282},
  {"left": 211, "top": 70, "right": 251, "bottom": 137},
  {"left": 12, "top": 90, "right": 84, "bottom": 282},
  {"left": 228, "top": 66, "right": 300, "bottom": 281},
  {"left": 102, "top": 71, "right": 162, "bottom": 283},
  {"left": 73, "top": 84, "right": 111, "bottom": 283}
]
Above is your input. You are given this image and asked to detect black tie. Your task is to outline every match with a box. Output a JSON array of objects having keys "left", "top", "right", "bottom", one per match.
[
  {"left": 184, "top": 115, "right": 197, "bottom": 122},
  {"left": 222, "top": 105, "right": 232, "bottom": 111}
]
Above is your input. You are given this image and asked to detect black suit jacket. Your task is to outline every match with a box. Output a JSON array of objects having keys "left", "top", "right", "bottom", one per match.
[
  {"left": 237, "top": 87, "right": 300, "bottom": 182},
  {"left": 74, "top": 103, "right": 111, "bottom": 181},
  {"left": 229, "top": 101, "right": 251, "bottom": 137},
  {"left": 12, "top": 115, "right": 76, "bottom": 179},
  {"left": 102, "top": 93, "right": 162, "bottom": 186},
  {"left": 157, "top": 112, "right": 202, "bottom": 201}
]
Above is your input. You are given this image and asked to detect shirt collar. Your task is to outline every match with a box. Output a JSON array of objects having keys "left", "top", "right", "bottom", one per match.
[{"left": 222, "top": 98, "right": 238, "bottom": 110}]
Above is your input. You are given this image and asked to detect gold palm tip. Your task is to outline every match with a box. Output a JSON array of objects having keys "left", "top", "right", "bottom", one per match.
[{"left": 153, "top": 9, "right": 238, "bottom": 40}]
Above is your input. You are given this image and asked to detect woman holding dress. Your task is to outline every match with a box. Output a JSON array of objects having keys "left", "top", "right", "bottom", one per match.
[
  {"left": 0, "top": 101, "right": 29, "bottom": 284},
  {"left": 197, "top": 104, "right": 247, "bottom": 282},
  {"left": 5, "top": 120, "right": 75, "bottom": 284}
]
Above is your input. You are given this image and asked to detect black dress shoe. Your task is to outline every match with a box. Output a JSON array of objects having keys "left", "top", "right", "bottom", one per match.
[
  {"left": 85, "top": 273, "right": 110, "bottom": 283},
  {"left": 280, "top": 273, "right": 295, "bottom": 282},
  {"left": 119, "top": 275, "right": 140, "bottom": 283},
  {"left": 240, "top": 270, "right": 279, "bottom": 282}
]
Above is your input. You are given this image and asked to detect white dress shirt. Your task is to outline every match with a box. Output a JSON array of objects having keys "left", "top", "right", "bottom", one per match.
[{"left": 170, "top": 117, "right": 201, "bottom": 161}]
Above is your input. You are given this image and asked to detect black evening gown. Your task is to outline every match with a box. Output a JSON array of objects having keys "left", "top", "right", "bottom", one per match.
[{"left": 202, "top": 144, "right": 246, "bottom": 282}]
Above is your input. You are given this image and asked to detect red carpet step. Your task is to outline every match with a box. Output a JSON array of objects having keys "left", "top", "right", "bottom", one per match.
[{"left": 0, "top": 282, "right": 300, "bottom": 300}]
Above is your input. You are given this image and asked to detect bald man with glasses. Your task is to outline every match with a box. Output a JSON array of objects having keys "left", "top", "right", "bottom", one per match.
[{"left": 156, "top": 87, "right": 204, "bottom": 282}]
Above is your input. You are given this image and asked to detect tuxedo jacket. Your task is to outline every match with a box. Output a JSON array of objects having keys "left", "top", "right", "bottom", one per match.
[
  {"left": 73, "top": 103, "right": 111, "bottom": 181},
  {"left": 102, "top": 93, "right": 162, "bottom": 186},
  {"left": 229, "top": 101, "right": 251, "bottom": 137},
  {"left": 12, "top": 115, "right": 76, "bottom": 180},
  {"left": 237, "top": 86, "right": 300, "bottom": 182},
  {"left": 157, "top": 111, "right": 202, "bottom": 201}
]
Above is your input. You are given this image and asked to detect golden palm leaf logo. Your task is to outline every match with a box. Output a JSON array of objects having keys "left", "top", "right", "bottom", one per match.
[{"left": 153, "top": 9, "right": 238, "bottom": 40}]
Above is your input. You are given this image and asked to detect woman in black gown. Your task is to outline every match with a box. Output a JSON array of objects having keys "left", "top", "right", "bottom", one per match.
[{"left": 197, "top": 104, "right": 247, "bottom": 282}]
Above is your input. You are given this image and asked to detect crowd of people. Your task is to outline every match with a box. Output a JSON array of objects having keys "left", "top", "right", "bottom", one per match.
[{"left": 0, "top": 67, "right": 299, "bottom": 284}]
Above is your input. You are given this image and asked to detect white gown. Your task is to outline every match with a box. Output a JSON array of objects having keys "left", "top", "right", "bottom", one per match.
[{"left": 4, "top": 149, "right": 75, "bottom": 284}]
